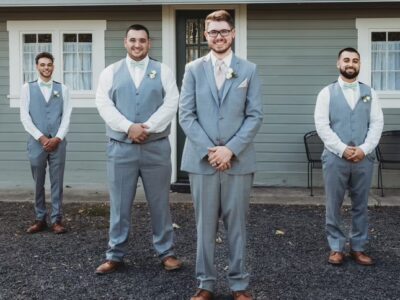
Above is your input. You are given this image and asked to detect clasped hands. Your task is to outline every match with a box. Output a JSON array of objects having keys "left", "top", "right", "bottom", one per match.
[
  {"left": 343, "top": 146, "right": 365, "bottom": 163},
  {"left": 39, "top": 136, "right": 61, "bottom": 152},
  {"left": 128, "top": 123, "right": 149, "bottom": 143},
  {"left": 208, "top": 146, "right": 233, "bottom": 172}
]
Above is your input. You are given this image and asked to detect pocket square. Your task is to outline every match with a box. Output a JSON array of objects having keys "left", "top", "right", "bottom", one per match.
[{"left": 237, "top": 79, "right": 248, "bottom": 88}]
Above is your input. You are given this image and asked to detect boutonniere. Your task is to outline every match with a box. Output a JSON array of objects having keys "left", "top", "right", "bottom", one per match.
[
  {"left": 362, "top": 95, "right": 371, "bottom": 103},
  {"left": 53, "top": 91, "right": 60, "bottom": 98},
  {"left": 226, "top": 68, "right": 238, "bottom": 80},
  {"left": 148, "top": 70, "right": 157, "bottom": 79}
]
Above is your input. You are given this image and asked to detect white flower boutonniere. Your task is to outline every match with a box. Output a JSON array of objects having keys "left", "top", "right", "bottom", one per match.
[
  {"left": 53, "top": 91, "right": 60, "bottom": 98},
  {"left": 362, "top": 95, "right": 371, "bottom": 103},
  {"left": 226, "top": 68, "right": 238, "bottom": 80},
  {"left": 148, "top": 70, "right": 157, "bottom": 79}
]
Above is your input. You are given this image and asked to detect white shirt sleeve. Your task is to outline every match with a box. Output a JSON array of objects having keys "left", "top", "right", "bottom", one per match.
[
  {"left": 314, "top": 86, "right": 347, "bottom": 157},
  {"left": 95, "top": 64, "right": 133, "bottom": 133},
  {"left": 358, "top": 88, "right": 384, "bottom": 155},
  {"left": 19, "top": 83, "right": 43, "bottom": 140},
  {"left": 55, "top": 84, "right": 73, "bottom": 140},
  {"left": 143, "top": 63, "right": 179, "bottom": 133}
]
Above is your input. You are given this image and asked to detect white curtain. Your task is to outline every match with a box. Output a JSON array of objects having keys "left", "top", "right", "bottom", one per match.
[
  {"left": 23, "top": 43, "right": 52, "bottom": 83},
  {"left": 63, "top": 42, "right": 92, "bottom": 90},
  {"left": 372, "top": 41, "right": 400, "bottom": 91}
]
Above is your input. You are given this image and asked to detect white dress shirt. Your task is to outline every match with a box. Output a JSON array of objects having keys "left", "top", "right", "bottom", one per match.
[
  {"left": 96, "top": 54, "right": 179, "bottom": 134},
  {"left": 314, "top": 76, "right": 384, "bottom": 157},
  {"left": 210, "top": 51, "right": 233, "bottom": 71},
  {"left": 20, "top": 78, "right": 72, "bottom": 140}
]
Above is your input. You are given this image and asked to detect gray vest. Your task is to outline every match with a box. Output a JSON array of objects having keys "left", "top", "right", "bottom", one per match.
[
  {"left": 106, "top": 59, "right": 170, "bottom": 143},
  {"left": 328, "top": 81, "right": 372, "bottom": 147},
  {"left": 28, "top": 81, "right": 63, "bottom": 138}
]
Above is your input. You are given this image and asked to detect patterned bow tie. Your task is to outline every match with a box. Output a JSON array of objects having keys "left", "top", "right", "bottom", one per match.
[
  {"left": 40, "top": 81, "right": 52, "bottom": 88},
  {"left": 130, "top": 60, "right": 145, "bottom": 70},
  {"left": 343, "top": 82, "right": 358, "bottom": 90}
]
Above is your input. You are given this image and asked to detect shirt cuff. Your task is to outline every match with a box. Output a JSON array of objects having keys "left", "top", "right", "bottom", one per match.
[
  {"left": 143, "top": 121, "right": 154, "bottom": 133},
  {"left": 358, "top": 144, "right": 369, "bottom": 156},
  {"left": 338, "top": 144, "right": 347, "bottom": 158},
  {"left": 121, "top": 120, "right": 133, "bottom": 134}
]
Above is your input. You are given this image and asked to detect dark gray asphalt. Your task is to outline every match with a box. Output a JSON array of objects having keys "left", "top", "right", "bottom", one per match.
[{"left": 0, "top": 201, "right": 399, "bottom": 300}]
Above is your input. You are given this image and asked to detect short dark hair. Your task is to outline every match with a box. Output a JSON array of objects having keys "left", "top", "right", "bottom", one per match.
[
  {"left": 205, "top": 10, "right": 235, "bottom": 30},
  {"left": 125, "top": 24, "right": 150, "bottom": 39},
  {"left": 35, "top": 52, "right": 54, "bottom": 64},
  {"left": 338, "top": 47, "right": 360, "bottom": 59}
]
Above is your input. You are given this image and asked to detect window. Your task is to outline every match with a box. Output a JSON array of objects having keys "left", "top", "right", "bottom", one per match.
[
  {"left": 356, "top": 19, "right": 400, "bottom": 108},
  {"left": 371, "top": 31, "right": 400, "bottom": 91},
  {"left": 7, "top": 20, "right": 106, "bottom": 107}
]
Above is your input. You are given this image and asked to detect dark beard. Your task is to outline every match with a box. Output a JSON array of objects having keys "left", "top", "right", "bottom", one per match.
[{"left": 340, "top": 67, "right": 359, "bottom": 80}]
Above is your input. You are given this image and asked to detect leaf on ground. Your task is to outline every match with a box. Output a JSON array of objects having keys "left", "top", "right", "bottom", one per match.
[
  {"left": 275, "top": 229, "right": 285, "bottom": 236},
  {"left": 172, "top": 223, "right": 181, "bottom": 229},
  {"left": 216, "top": 236, "right": 223, "bottom": 243}
]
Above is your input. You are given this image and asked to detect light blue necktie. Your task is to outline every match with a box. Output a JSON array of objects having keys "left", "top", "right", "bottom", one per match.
[
  {"left": 40, "top": 81, "right": 52, "bottom": 89},
  {"left": 343, "top": 82, "right": 358, "bottom": 90},
  {"left": 130, "top": 60, "right": 145, "bottom": 70}
]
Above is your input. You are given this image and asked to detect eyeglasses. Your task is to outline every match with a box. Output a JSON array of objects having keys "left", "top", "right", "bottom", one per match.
[{"left": 207, "top": 29, "right": 232, "bottom": 38}]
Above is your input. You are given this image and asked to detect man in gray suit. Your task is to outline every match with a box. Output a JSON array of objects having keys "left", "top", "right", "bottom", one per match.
[
  {"left": 20, "top": 52, "right": 72, "bottom": 235},
  {"left": 315, "top": 47, "right": 384, "bottom": 266},
  {"left": 179, "top": 10, "right": 263, "bottom": 300},
  {"left": 95, "top": 24, "right": 182, "bottom": 274}
]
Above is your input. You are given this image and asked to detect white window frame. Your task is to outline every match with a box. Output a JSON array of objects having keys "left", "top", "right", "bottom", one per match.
[
  {"left": 7, "top": 20, "right": 106, "bottom": 108},
  {"left": 356, "top": 18, "right": 400, "bottom": 108}
]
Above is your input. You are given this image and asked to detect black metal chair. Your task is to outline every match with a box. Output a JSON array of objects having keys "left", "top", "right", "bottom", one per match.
[
  {"left": 376, "top": 130, "right": 400, "bottom": 197},
  {"left": 304, "top": 130, "right": 324, "bottom": 196}
]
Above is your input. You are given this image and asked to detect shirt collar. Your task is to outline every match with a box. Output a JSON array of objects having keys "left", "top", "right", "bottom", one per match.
[
  {"left": 210, "top": 51, "right": 233, "bottom": 68},
  {"left": 338, "top": 76, "right": 358, "bottom": 89},
  {"left": 126, "top": 55, "right": 149, "bottom": 70},
  {"left": 37, "top": 78, "right": 53, "bottom": 86}
]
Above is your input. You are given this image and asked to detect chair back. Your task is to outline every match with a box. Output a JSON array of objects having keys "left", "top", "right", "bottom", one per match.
[
  {"left": 376, "top": 130, "right": 400, "bottom": 169},
  {"left": 304, "top": 130, "right": 324, "bottom": 163}
]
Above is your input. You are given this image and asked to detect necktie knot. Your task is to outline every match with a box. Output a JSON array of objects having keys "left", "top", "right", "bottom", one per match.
[
  {"left": 343, "top": 82, "right": 358, "bottom": 90},
  {"left": 131, "top": 60, "right": 145, "bottom": 70},
  {"left": 40, "top": 81, "right": 52, "bottom": 88}
]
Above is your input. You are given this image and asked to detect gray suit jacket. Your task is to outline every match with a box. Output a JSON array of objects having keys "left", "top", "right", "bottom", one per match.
[{"left": 179, "top": 53, "right": 263, "bottom": 175}]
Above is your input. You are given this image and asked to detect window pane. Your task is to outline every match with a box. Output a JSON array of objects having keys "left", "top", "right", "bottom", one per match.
[
  {"left": 38, "top": 34, "right": 52, "bottom": 43},
  {"left": 371, "top": 31, "right": 400, "bottom": 91},
  {"left": 371, "top": 32, "right": 386, "bottom": 42},
  {"left": 24, "top": 34, "right": 36, "bottom": 43},
  {"left": 79, "top": 34, "right": 92, "bottom": 42},
  {"left": 22, "top": 33, "right": 52, "bottom": 83},
  {"left": 388, "top": 32, "right": 400, "bottom": 41},
  {"left": 63, "top": 33, "right": 92, "bottom": 90}
]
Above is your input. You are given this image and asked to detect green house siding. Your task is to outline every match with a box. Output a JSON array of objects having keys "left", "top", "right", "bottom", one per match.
[
  {"left": 0, "top": 4, "right": 399, "bottom": 189},
  {"left": 248, "top": 4, "right": 400, "bottom": 187}
]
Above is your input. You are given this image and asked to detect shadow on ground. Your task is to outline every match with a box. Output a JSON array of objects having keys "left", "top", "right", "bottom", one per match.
[{"left": 0, "top": 202, "right": 399, "bottom": 299}]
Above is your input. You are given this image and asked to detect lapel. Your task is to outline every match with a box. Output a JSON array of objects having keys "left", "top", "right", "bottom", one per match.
[
  {"left": 220, "top": 54, "right": 239, "bottom": 105},
  {"left": 202, "top": 54, "right": 219, "bottom": 106}
]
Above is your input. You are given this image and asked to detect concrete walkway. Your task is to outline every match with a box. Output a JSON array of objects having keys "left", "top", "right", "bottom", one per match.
[{"left": 0, "top": 184, "right": 398, "bottom": 206}]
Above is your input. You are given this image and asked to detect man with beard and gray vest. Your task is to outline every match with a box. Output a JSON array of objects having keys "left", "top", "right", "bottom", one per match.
[
  {"left": 95, "top": 24, "right": 181, "bottom": 275},
  {"left": 20, "top": 52, "right": 72, "bottom": 234},
  {"left": 314, "top": 47, "right": 384, "bottom": 266}
]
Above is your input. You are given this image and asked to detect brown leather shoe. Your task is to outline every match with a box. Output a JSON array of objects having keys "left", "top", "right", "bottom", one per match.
[
  {"left": 162, "top": 256, "right": 182, "bottom": 271},
  {"left": 51, "top": 222, "right": 66, "bottom": 234},
  {"left": 26, "top": 220, "right": 47, "bottom": 234},
  {"left": 95, "top": 260, "right": 122, "bottom": 275},
  {"left": 350, "top": 251, "right": 374, "bottom": 266},
  {"left": 328, "top": 251, "right": 345, "bottom": 265},
  {"left": 190, "top": 289, "right": 214, "bottom": 300},
  {"left": 232, "top": 290, "right": 253, "bottom": 300}
]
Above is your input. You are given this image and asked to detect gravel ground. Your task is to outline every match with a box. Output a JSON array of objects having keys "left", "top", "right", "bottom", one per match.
[{"left": 0, "top": 201, "right": 399, "bottom": 300}]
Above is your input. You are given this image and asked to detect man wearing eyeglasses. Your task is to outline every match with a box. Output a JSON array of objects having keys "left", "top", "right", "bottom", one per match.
[
  {"left": 95, "top": 24, "right": 181, "bottom": 275},
  {"left": 179, "top": 10, "right": 263, "bottom": 300},
  {"left": 20, "top": 52, "right": 72, "bottom": 235}
]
